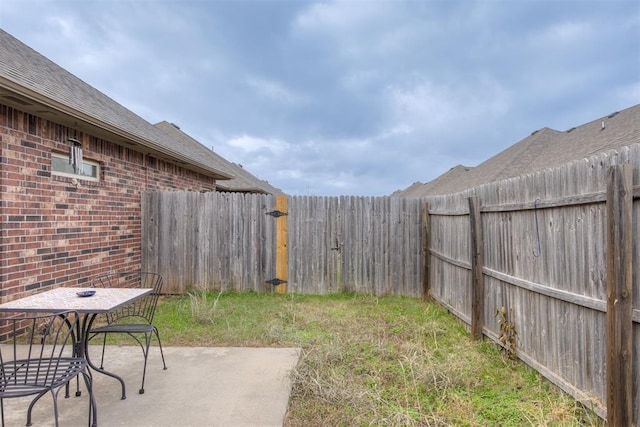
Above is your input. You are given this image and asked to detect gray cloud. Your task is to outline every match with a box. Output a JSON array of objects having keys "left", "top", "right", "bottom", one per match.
[{"left": 1, "top": 0, "right": 638, "bottom": 196}]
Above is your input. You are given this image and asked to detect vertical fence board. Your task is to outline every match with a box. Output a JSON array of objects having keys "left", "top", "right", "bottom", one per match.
[
  {"left": 274, "top": 195, "right": 288, "bottom": 293},
  {"left": 606, "top": 164, "right": 633, "bottom": 426},
  {"left": 469, "top": 196, "right": 485, "bottom": 339},
  {"left": 422, "top": 202, "right": 431, "bottom": 301}
]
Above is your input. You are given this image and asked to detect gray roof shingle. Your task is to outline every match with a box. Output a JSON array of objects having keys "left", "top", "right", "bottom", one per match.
[
  {"left": 394, "top": 104, "right": 640, "bottom": 197},
  {"left": 0, "top": 29, "right": 232, "bottom": 180},
  {"left": 154, "top": 121, "right": 284, "bottom": 194}
]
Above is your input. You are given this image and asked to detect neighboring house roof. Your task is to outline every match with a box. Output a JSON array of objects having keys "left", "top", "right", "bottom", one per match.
[
  {"left": 391, "top": 165, "right": 472, "bottom": 197},
  {"left": 393, "top": 104, "right": 640, "bottom": 197},
  {"left": 0, "top": 29, "right": 232, "bottom": 181},
  {"left": 154, "top": 121, "right": 284, "bottom": 194}
]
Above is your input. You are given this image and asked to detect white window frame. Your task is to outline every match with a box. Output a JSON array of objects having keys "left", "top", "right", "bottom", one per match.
[{"left": 51, "top": 152, "right": 100, "bottom": 182}]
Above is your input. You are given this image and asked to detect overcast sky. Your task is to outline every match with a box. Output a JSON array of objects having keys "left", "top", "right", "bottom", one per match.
[{"left": 1, "top": 1, "right": 639, "bottom": 196}]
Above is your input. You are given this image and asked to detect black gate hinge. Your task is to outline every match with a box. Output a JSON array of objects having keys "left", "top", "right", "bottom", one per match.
[
  {"left": 266, "top": 210, "right": 288, "bottom": 218},
  {"left": 265, "top": 278, "right": 288, "bottom": 286}
]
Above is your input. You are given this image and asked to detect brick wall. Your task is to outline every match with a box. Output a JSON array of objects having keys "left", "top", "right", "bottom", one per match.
[{"left": 0, "top": 104, "right": 215, "bottom": 300}]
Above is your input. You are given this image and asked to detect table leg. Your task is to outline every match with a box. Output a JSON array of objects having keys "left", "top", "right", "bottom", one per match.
[
  {"left": 75, "top": 315, "right": 85, "bottom": 397},
  {"left": 84, "top": 313, "right": 128, "bottom": 400}
]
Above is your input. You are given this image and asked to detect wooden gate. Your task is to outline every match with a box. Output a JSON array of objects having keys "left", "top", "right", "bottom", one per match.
[{"left": 287, "top": 196, "right": 424, "bottom": 296}]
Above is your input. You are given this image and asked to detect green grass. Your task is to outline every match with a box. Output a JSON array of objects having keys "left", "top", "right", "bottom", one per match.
[{"left": 150, "top": 291, "right": 603, "bottom": 427}]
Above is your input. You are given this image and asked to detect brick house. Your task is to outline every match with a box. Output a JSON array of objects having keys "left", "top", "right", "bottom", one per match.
[{"left": 0, "top": 30, "right": 274, "bottom": 300}]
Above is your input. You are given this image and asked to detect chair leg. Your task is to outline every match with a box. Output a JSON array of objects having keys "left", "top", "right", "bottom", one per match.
[
  {"left": 63, "top": 379, "right": 82, "bottom": 398},
  {"left": 154, "top": 327, "right": 168, "bottom": 370},
  {"left": 75, "top": 375, "right": 82, "bottom": 397},
  {"left": 51, "top": 388, "right": 61, "bottom": 427},
  {"left": 72, "top": 317, "right": 83, "bottom": 397},
  {"left": 139, "top": 332, "right": 152, "bottom": 394},
  {"left": 99, "top": 333, "right": 108, "bottom": 369},
  {"left": 26, "top": 390, "right": 48, "bottom": 426},
  {"left": 81, "top": 371, "right": 97, "bottom": 427}
]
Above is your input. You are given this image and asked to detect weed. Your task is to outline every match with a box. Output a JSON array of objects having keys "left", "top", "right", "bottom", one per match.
[
  {"left": 495, "top": 305, "right": 518, "bottom": 360},
  {"left": 187, "top": 285, "right": 223, "bottom": 324}
]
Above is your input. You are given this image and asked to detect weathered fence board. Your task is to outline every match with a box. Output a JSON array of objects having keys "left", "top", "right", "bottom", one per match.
[{"left": 606, "top": 164, "right": 633, "bottom": 426}]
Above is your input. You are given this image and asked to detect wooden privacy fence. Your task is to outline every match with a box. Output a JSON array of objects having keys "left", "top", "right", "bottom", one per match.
[
  {"left": 425, "top": 144, "right": 640, "bottom": 425},
  {"left": 141, "top": 192, "right": 425, "bottom": 296},
  {"left": 142, "top": 191, "right": 278, "bottom": 294},
  {"left": 141, "top": 144, "right": 639, "bottom": 424}
]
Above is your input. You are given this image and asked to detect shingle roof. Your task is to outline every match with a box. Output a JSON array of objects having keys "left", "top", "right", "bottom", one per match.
[
  {"left": 391, "top": 165, "right": 473, "bottom": 197},
  {"left": 393, "top": 104, "right": 640, "bottom": 197},
  {"left": 154, "top": 121, "right": 284, "bottom": 194},
  {"left": 0, "top": 29, "right": 232, "bottom": 180}
]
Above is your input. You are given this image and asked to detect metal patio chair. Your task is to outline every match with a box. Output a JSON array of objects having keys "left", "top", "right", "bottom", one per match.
[
  {"left": 88, "top": 272, "right": 167, "bottom": 397},
  {"left": 0, "top": 311, "right": 96, "bottom": 427}
]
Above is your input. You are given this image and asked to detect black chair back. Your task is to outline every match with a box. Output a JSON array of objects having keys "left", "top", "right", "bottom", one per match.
[
  {"left": 0, "top": 311, "right": 95, "bottom": 427},
  {"left": 1, "top": 311, "right": 78, "bottom": 395},
  {"left": 94, "top": 272, "right": 163, "bottom": 325},
  {"left": 89, "top": 271, "right": 167, "bottom": 396}
]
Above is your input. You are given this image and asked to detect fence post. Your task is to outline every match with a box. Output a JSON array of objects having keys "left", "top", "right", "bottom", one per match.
[
  {"left": 422, "top": 202, "right": 431, "bottom": 301},
  {"left": 275, "top": 195, "right": 289, "bottom": 293},
  {"left": 468, "top": 196, "right": 485, "bottom": 340},
  {"left": 605, "top": 164, "right": 633, "bottom": 426}
]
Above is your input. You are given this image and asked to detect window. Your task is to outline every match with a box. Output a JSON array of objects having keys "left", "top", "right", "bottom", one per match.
[{"left": 51, "top": 153, "right": 100, "bottom": 181}]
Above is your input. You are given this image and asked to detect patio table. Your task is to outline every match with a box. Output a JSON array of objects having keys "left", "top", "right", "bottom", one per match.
[{"left": 0, "top": 287, "right": 152, "bottom": 423}]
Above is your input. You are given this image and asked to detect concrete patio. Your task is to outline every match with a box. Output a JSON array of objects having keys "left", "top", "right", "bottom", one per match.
[{"left": 3, "top": 346, "right": 301, "bottom": 427}]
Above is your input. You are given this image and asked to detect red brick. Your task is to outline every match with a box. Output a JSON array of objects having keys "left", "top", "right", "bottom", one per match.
[{"left": 1, "top": 103, "right": 215, "bottom": 295}]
